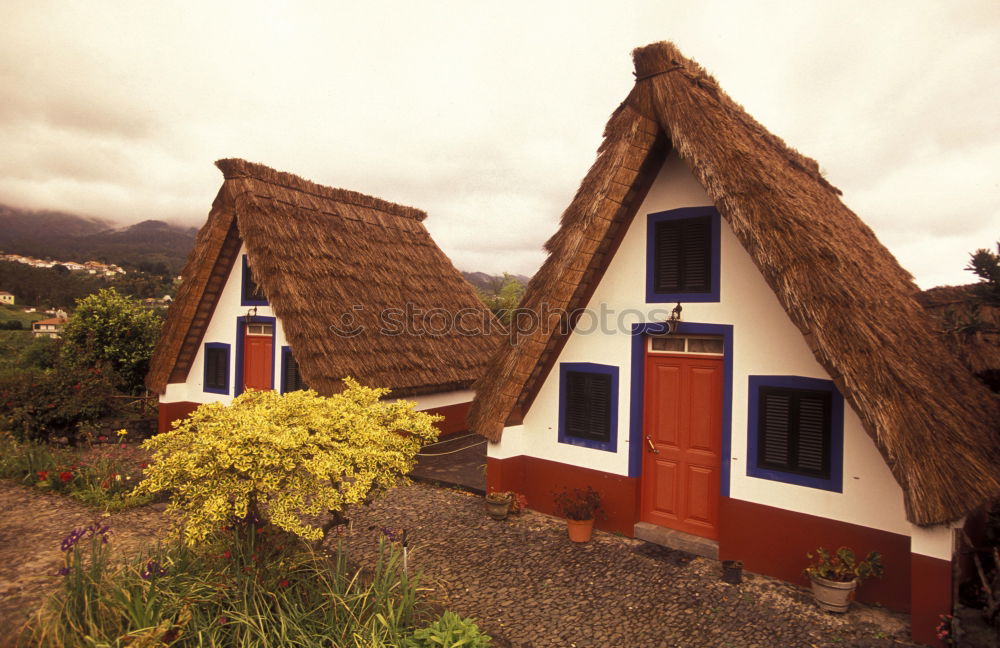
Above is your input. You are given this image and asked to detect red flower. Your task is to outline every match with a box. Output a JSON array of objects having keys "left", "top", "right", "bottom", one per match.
[
  {"left": 59, "top": 471, "right": 73, "bottom": 482},
  {"left": 120, "top": 443, "right": 126, "bottom": 449},
  {"left": 37, "top": 470, "right": 48, "bottom": 481},
  {"left": 223, "top": 551, "right": 231, "bottom": 559},
  {"left": 278, "top": 579, "right": 290, "bottom": 588},
  {"left": 140, "top": 462, "right": 149, "bottom": 469}
]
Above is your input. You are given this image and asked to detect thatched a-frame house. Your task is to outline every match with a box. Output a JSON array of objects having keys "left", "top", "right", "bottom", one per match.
[
  {"left": 468, "top": 42, "right": 999, "bottom": 644},
  {"left": 148, "top": 158, "right": 499, "bottom": 435}
]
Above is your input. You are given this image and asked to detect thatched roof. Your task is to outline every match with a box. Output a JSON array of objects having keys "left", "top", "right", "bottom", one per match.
[
  {"left": 918, "top": 284, "right": 1000, "bottom": 381},
  {"left": 468, "top": 41, "right": 1000, "bottom": 526},
  {"left": 147, "top": 158, "right": 500, "bottom": 397}
]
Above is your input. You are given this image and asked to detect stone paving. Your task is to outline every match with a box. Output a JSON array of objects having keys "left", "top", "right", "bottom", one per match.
[{"left": 332, "top": 484, "right": 920, "bottom": 648}]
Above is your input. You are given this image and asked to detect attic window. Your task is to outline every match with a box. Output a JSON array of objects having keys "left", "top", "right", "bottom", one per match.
[
  {"left": 241, "top": 255, "right": 267, "bottom": 306},
  {"left": 558, "top": 362, "right": 618, "bottom": 452},
  {"left": 747, "top": 376, "right": 844, "bottom": 493},
  {"left": 646, "top": 207, "right": 720, "bottom": 303},
  {"left": 281, "top": 347, "right": 308, "bottom": 393}
]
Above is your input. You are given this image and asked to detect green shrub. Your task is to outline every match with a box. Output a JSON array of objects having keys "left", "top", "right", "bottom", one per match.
[
  {"left": 405, "top": 611, "right": 493, "bottom": 648},
  {"left": 60, "top": 288, "right": 161, "bottom": 394},
  {"left": 0, "top": 364, "right": 118, "bottom": 443}
]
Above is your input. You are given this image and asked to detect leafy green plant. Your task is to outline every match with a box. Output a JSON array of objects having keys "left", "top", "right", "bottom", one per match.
[
  {"left": 134, "top": 381, "right": 441, "bottom": 546},
  {"left": 805, "top": 546, "right": 883, "bottom": 584},
  {"left": 405, "top": 611, "right": 492, "bottom": 648},
  {"left": 60, "top": 287, "right": 161, "bottom": 394},
  {"left": 553, "top": 486, "right": 603, "bottom": 521},
  {"left": 27, "top": 527, "right": 429, "bottom": 648}
]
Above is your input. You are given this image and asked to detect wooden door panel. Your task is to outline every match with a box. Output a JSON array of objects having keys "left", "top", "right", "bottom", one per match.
[
  {"left": 685, "top": 464, "right": 715, "bottom": 524},
  {"left": 651, "top": 459, "right": 680, "bottom": 520},
  {"left": 650, "top": 364, "right": 681, "bottom": 448},
  {"left": 687, "top": 366, "right": 718, "bottom": 452}
]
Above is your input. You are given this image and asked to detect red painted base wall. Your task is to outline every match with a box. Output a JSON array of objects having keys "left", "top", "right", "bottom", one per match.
[
  {"left": 487, "top": 455, "right": 639, "bottom": 536},
  {"left": 718, "top": 497, "right": 911, "bottom": 612},
  {"left": 911, "top": 553, "right": 951, "bottom": 647},
  {"left": 158, "top": 401, "right": 200, "bottom": 434},
  {"left": 424, "top": 401, "right": 472, "bottom": 438}
]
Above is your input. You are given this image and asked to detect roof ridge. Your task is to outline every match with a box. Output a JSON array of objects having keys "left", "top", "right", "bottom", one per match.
[{"left": 215, "top": 158, "right": 428, "bottom": 222}]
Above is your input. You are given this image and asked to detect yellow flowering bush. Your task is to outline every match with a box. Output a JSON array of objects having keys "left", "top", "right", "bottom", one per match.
[{"left": 135, "top": 379, "right": 440, "bottom": 546}]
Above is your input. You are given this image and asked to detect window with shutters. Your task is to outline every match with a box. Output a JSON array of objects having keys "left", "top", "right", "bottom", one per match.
[
  {"left": 241, "top": 255, "right": 268, "bottom": 306},
  {"left": 747, "top": 376, "right": 844, "bottom": 492},
  {"left": 646, "top": 207, "right": 720, "bottom": 303},
  {"left": 281, "top": 346, "right": 308, "bottom": 393},
  {"left": 203, "top": 343, "right": 230, "bottom": 395},
  {"left": 558, "top": 362, "right": 618, "bottom": 452}
]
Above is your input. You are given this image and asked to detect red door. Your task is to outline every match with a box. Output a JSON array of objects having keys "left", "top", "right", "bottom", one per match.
[
  {"left": 641, "top": 354, "right": 723, "bottom": 539},
  {"left": 243, "top": 324, "right": 273, "bottom": 391}
]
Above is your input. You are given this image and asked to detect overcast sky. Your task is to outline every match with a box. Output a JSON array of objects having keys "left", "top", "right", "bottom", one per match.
[{"left": 1, "top": 1, "right": 997, "bottom": 289}]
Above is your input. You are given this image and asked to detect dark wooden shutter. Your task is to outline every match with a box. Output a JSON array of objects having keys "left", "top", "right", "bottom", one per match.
[
  {"left": 653, "top": 216, "right": 711, "bottom": 293},
  {"left": 565, "top": 371, "right": 611, "bottom": 443},
  {"left": 796, "top": 395, "right": 828, "bottom": 474},
  {"left": 760, "top": 391, "right": 791, "bottom": 468},
  {"left": 282, "top": 349, "right": 307, "bottom": 392},
  {"left": 758, "top": 387, "right": 831, "bottom": 478},
  {"left": 205, "top": 347, "right": 227, "bottom": 389}
]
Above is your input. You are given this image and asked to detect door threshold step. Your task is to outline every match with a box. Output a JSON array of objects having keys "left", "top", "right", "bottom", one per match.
[{"left": 634, "top": 522, "right": 719, "bottom": 560}]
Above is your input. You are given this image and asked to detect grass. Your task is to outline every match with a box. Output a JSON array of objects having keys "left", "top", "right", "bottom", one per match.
[
  {"left": 20, "top": 520, "right": 465, "bottom": 648},
  {"left": 0, "top": 303, "right": 46, "bottom": 327}
]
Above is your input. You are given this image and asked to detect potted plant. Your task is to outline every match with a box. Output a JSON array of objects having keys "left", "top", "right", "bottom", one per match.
[
  {"left": 485, "top": 490, "right": 513, "bottom": 520},
  {"left": 485, "top": 490, "right": 527, "bottom": 521},
  {"left": 804, "top": 546, "right": 883, "bottom": 613},
  {"left": 553, "top": 486, "right": 602, "bottom": 542}
]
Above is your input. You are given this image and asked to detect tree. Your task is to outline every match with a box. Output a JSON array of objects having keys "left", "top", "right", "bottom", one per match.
[
  {"left": 60, "top": 288, "right": 161, "bottom": 394},
  {"left": 134, "top": 382, "right": 440, "bottom": 546},
  {"left": 477, "top": 273, "right": 526, "bottom": 326},
  {"left": 967, "top": 241, "right": 1000, "bottom": 305}
]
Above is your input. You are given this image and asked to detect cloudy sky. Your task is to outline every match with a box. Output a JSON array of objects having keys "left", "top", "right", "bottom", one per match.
[{"left": 1, "top": 1, "right": 998, "bottom": 289}]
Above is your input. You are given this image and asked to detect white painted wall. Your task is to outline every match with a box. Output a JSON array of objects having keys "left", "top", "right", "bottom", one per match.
[
  {"left": 160, "top": 243, "right": 472, "bottom": 412},
  {"left": 491, "top": 150, "right": 911, "bottom": 536}
]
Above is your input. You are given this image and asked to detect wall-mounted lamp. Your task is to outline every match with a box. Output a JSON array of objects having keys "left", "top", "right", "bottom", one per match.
[{"left": 664, "top": 302, "right": 682, "bottom": 334}]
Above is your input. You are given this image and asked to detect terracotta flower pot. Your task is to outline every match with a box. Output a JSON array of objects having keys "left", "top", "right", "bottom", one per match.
[
  {"left": 566, "top": 518, "right": 595, "bottom": 543},
  {"left": 485, "top": 495, "right": 511, "bottom": 521},
  {"left": 809, "top": 573, "right": 857, "bottom": 613}
]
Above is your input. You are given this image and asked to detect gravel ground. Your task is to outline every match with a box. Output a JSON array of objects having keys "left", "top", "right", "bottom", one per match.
[
  {"left": 331, "top": 483, "right": 921, "bottom": 648},
  {"left": 0, "top": 482, "right": 168, "bottom": 644},
  {"left": 0, "top": 480, "right": 921, "bottom": 647}
]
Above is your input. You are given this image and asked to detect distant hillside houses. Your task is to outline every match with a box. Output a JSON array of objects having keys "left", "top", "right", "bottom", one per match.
[{"left": 0, "top": 252, "right": 126, "bottom": 276}]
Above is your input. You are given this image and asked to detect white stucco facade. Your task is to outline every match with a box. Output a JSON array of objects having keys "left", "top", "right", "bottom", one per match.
[
  {"left": 489, "top": 151, "right": 912, "bottom": 537},
  {"left": 160, "top": 244, "right": 472, "bottom": 413}
]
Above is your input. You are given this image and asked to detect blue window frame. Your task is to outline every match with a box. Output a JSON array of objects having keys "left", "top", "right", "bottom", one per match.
[
  {"left": 203, "top": 342, "right": 230, "bottom": 395},
  {"left": 646, "top": 206, "right": 721, "bottom": 303},
  {"left": 241, "top": 255, "right": 268, "bottom": 306},
  {"left": 558, "top": 362, "right": 618, "bottom": 452},
  {"left": 280, "top": 346, "right": 308, "bottom": 393},
  {"left": 747, "top": 375, "right": 844, "bottom": 492}
]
